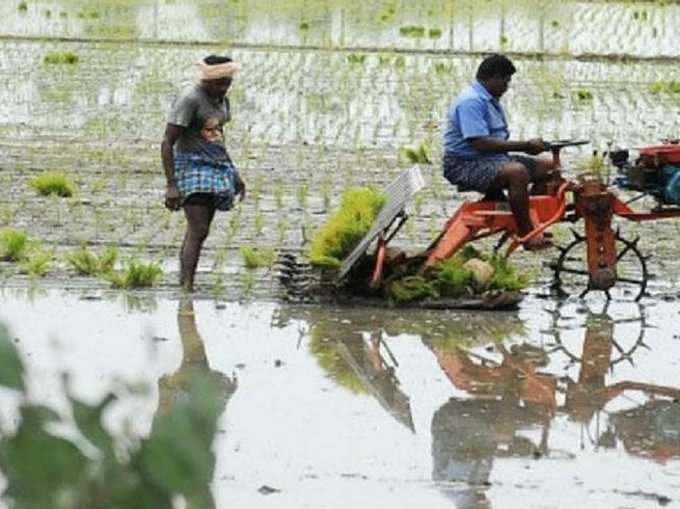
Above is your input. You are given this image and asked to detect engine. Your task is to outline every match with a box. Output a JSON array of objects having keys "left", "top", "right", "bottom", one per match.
[{"left": 611, "top": 144, "right": 680, "bottom": 206}]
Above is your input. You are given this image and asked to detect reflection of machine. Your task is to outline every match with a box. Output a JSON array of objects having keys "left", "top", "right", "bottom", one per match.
[
  {"left": 429, "top": 305, "right": 680, "bottom": 463},
  {"left": 612, "top": 144, "right": 680, "bottom": 206},
  {"left": 274, "top": 307, "right": 415, "bottom": 432}
]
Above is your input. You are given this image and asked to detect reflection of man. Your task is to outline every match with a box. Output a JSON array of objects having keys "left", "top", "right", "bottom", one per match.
[
  {"left": 153, "top": 299, "right": 237, "bottom": 509},
  {"left": 429, "top": 342, "right": 555, "bottom": 509},
  {"left": 432, "top": 396, "right": 550, "bottom": 509},
  {"left": 442, "top": 54, "right": 554, "bottom": 250},
  {"left": 610, "top": 400, "right": 680, "bottom": 463}
]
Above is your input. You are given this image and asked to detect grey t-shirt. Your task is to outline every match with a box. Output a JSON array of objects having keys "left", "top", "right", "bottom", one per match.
[{"left": 167, "top": 86, "right": 232, "bottom": 162}]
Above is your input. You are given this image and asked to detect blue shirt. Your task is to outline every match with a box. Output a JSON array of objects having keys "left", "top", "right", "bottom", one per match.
[{"left": 443, "top": 81, "right": 510, "bottom": 159}]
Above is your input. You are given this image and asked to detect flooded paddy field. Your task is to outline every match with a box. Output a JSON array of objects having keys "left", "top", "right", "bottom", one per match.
[
  {"left": 2, "top": 291, "right": 680, "bottom": 508},
  {"left": 1, "top": 0, "right": 680, "bottom": 507}
]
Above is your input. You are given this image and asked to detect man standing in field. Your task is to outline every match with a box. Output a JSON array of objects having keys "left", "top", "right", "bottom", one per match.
[
  {"left": 442, "top": 54, "right": 554, "bottom": 250},
  {"left": 161, "top": 55, "right": 246, "bottom": 291}
]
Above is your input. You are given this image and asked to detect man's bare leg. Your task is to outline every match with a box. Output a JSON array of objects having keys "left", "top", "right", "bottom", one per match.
[
  {"left": 529, "top": 156, "right": 557, "bottom": 195},
  {"left": 493, "top": 161, "right": 551, "bottom": 250},
  {"left": 180, "top": 203, "right": 216, "bottom": 291}
]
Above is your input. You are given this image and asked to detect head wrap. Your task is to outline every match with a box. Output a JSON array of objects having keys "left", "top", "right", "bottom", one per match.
[{"left": 196, "top": 60, "right": 240, "bottom": 81}]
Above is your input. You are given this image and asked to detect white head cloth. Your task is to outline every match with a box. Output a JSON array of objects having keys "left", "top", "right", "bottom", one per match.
[{"left": 196, "top": 60, "right": 240, "bottom": 81}]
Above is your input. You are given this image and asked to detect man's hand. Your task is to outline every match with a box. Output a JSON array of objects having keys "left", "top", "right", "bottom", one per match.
[
  {"left": 524, "top": 138, "right": 547, "bottom": 155},
  {"left": 164, "top": 183, "right": 181, "bottom": 211},
  {"left": 235, "top": 176, "right": 246, "bottom": 202}
]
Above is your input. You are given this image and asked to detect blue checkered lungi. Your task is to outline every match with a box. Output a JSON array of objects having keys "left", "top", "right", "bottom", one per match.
[
  {"left": 443, "top": 154, "right": 538, "bottom": 193},
  {"left": 443, "top": 153, "right": 509, "bottom": 193},
  {"left": 174, "top": 153, "right": 236, "bottom": 211}
]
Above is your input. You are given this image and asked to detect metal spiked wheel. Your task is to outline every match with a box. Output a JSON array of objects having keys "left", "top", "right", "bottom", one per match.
[{"left": 552, "top": 229, "right": 649, "bottom": 301}]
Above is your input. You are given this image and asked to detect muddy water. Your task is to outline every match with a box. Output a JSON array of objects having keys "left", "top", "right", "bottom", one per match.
[{"left": 1, "top": 290, "right": 679, "bottom": 508}]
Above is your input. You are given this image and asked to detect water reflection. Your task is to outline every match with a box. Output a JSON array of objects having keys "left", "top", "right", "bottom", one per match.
[
  {"left": 277, "top": 303, "right": 680, "bottom": 507},
  {"left": 431, "top": 306, "right": 680, "bottom": 507},
  {"left": 304, "top": 311, "right": 415, "bottom": 432},
  {"left": 153, "top": 298, "right": 238, "bottom": 508}
]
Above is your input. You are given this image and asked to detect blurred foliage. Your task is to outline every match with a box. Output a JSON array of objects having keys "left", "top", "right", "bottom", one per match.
[{"left": 0, "top": 322, "right": 223, "bottom": 509}]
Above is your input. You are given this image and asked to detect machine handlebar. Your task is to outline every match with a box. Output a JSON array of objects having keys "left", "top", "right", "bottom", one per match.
[{"left": 545, "top": 139, "right": 590, "bottom": 150}]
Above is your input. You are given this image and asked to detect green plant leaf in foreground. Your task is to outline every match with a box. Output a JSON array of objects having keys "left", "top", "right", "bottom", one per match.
[
  {"left": 0, "top": 324, "right": 25, "bottom": 392},
  {"left": 0, "top": 404, "right": 87, "bottom": 508},
  {"left": 137, "top": 373, "right": 224, "bottom": 503}
]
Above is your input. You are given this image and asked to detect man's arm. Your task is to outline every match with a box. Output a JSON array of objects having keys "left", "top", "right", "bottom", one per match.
[
  {"left": 470, "top": 137, "right": 546, "bottom": 155},
  {"left": 457, "top": 98, "right": 547, "bottom": 156},
  {"left": 161, "top": 124, "right": 183, "bottom": 210}
]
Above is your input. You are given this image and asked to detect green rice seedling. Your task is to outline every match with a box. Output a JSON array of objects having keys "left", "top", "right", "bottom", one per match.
[
  {"left": 277, "top": 218, "right": 288, "bottom": 244},
  {"left": 401, "top": 142, "right": 431, "bottom": 165},
  {"left": 251, "top": 174, "right": 264, "bottom": 207},
  {"left": 394, "top": 56, "right": 406, "bottom": 68},
  {"left": 378, "top": 54, "right": 391, "bottom": 66},
  {"left": 274, "top": 180, "right": 284, "bottom": 209},
  {"left": 66, "top": 245, "right": 117, "bottom": 275},
  {"left": 488, "top": 255, "right": 531, "bottom": 292},
  {"left": 388, "top": 276, "right": 439, "bottom": 303},
  {"left": 18, "top": 1, "right": 28, "bottom": 12},
  {"left": 0, "top": 229, "right": 29, "bottom": 262},
  {"left": 92, "top": 174, "right": 109, "bottom": 193},
  {"left": 299, "top": 21, "right": 310, "bottom": 30},
  {"left": 43, "top": 51, "right": 79, "bottom": 65},
  {"left": 18, "top": 248, "right": 52, "bottom": 278},
  {"left": 434, "top": 62, "right": 450, "bottom": 74},
  {"left": 296, "top": 183, "right": 309, "bottom": 209},
  {"left": 433, "top": 256, "right": 473, "bottom": 297},
  {"left": 399, "top": 25, "right": 425, "bottom": 37},
  {"left": 254, "top": 211, "right": 265, "bottom": 236},
  {"left": 106, "top": 261, "right": 163, "bottom": 289},
  {"left": 413, "top": 193, "right": 424, "bottom": 216},
  {"left": 28, "top": 171, "right": 76, "bottom": 197},
  {"left": 308, "top": 187, "right": 386, "bottom": 267},
  {"left": 633, "top": 10, "right": 648, "bottom": 21},
  {"left": 346, "top": 53, "right": 366, "bottom": 65},
  {"left": 240, "top": 246, "right": 276, "bottom": 269},
  {"left": 212, "top": 274, "right": 225, "bottom": 300},
  {"left": 428, "top": 28, "right": 442, "bottom": 38},
  {"left": 228, "top": 211, "right": 241, "bottom": 240},
  {"left": 321, "top": 179, "right": 332, "bottom": 210},
  {"left": 576, "top": 153, "right": 607, "bottom": 176},
  {"left": 649, "top": 80, "right": 680, "bottom": 94},
  {"left": 0, "top": 207, "right": 13, "bottom": 226},
  {"left": 213, "top": 246, "right": 228, "bottom": 270},
  {"left": 575, "top": 89, "right": 593, "bottom": 101},
  {"left": 242, "top": 271, "right": 254, "bottom": 298}
]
